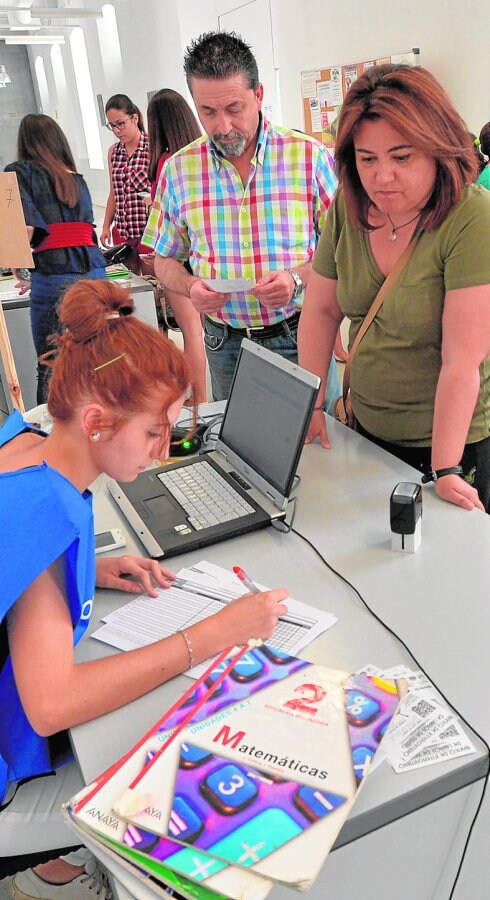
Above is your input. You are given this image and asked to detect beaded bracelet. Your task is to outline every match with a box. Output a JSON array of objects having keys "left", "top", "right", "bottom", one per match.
[{"left": 178, "top": 629, "right": 195, "bottom": 669}]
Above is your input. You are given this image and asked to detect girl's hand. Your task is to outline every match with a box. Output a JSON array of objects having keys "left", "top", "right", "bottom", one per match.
[
  {"left": 12, "top": 268, "right": 31, "bottom": 297},
  {"left": 305, "top": 409, "right": 330, "bottom": 449},
  {"left": 215, "top": 589, "right": 289, "bottom": 648},
  {"left": 95, "top": 555, "right": 175, "bottom": 596},
  {"left": 100, "top": 227, "right": 112, "bottom": 248}
]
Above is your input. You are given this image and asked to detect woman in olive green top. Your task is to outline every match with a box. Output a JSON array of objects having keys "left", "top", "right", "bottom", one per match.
[{"left": 298, "top": 64, "right": 490, "bottom": 512}]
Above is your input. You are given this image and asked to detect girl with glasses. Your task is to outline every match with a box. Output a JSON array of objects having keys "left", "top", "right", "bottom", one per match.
[{"left": 101, "top": 94, "right": 151, "bottom": 275}]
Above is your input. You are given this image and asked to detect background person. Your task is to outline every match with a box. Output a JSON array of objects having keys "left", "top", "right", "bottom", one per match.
[
  {"left": 0, "top": 279, "right": 288, "bottom": 897},
  {"left": 298, "top": 64, "right": 490, "bottom": 512},
  {"left": 476, "top": 122, "right": 490, "bottom": 190},
  {"left": 143, "top": 88, "right": 207, "bottom": 403},
  {"left": 100, "top": 94, "right": 151, "bottom": 275},
  {"left": 4, "top": 114, "right": 106, "bottom": 404},
  {"left": 144, "top": 30, "right": 341, "bottom": 407}
]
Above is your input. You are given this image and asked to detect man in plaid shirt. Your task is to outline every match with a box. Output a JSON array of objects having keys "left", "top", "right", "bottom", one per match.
[{"left": 143, "top": 30, "right": 340, "bottom": 404}]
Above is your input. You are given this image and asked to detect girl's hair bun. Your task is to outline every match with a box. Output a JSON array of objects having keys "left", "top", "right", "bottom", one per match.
[
  {"left": 58, "top": 278, "right": 134, "bottom": 344},
  {"left": 46, "top": 277, "right": 193, "bottom": 428}
]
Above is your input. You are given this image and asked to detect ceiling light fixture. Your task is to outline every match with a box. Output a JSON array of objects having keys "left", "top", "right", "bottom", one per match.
[
  {"left": 5, "top": 34, "right": 65, "bottom": 44},
  {"left": 0, "top": 7, "right": 102, "bottom": 20}
]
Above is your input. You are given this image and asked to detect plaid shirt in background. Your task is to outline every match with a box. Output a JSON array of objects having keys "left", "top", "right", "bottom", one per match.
[
  {"left": 111, "top": 132, "right": 150, "bottom": 241},
  {"left": 143, "top": 117, "right": 337, "bottom": 328}
]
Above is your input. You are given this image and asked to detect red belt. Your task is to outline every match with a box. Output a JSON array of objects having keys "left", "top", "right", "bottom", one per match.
[{"left": 34, "top": 222, "right": 96, "bottom": 253}]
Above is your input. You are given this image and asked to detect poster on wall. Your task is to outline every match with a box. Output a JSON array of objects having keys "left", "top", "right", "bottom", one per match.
[{"left": 301, "top": 49, "right": 420, "bottom": 148}]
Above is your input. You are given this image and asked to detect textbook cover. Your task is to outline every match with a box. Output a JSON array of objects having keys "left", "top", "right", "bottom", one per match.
[
  {"left": 66, "top": 645, "right": 401, "bottom": 894},
  {"left": 65, "top": 645, "right": 310, "bottom": 899},
  {"left": 111, "top": 646, "right": 402, "bottom": 891}
]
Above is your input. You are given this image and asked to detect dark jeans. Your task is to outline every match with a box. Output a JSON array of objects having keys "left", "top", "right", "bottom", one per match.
[
  {"left": 203, "top": 315, "right": 341, "bottom": 410},
  {"left": 356, "top": 421, "right": 490, "bottom": 513},
  {"left": 30, "top": 269, "right": 106, "bottom": 404}
]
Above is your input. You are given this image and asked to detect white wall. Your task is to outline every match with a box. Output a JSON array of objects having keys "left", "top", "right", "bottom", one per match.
[
  {"left": 273, "top": 0, "right": 490, "bottom": 135},
  {"left": 19, "top": 0, "right": 490, "bottom": 208}
]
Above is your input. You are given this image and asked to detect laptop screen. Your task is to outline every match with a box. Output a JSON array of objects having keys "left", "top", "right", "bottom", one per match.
[{"left": 217, "top": 339, "right": 320, "bottom": 497}]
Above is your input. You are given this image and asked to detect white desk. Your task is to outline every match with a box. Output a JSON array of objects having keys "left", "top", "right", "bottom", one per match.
[{"left": 72, "top": 419, "right": 490, "bottom": 900}]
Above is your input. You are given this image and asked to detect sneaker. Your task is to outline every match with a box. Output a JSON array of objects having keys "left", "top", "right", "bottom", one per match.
[{"left": 1, "top": 856, "right": 113, "bottom": 899}]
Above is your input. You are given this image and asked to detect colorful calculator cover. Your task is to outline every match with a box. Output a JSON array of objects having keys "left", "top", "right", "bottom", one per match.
[{"left": 113, "top": 647, "right": 401, "bottom": 890}]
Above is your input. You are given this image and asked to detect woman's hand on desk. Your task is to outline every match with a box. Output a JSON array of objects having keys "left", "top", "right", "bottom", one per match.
[
  {"left": 95, "top": 555, "right": 175, "bottom": 597},
  {"left": 305, "top": 409, "right": 330, "bottom": 449},
  {"left": 434, "top": 474, "right": 485, "bottom": 512}
]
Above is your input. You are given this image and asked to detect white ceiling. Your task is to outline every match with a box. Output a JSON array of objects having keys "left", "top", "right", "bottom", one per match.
[{"left": 0, "top": 2, "right": 103, "bottom": 39}]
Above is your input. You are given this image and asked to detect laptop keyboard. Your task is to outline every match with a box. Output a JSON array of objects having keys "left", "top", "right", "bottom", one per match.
[{"left": 157, "top": 460, "right": 255, "bottom": 530}]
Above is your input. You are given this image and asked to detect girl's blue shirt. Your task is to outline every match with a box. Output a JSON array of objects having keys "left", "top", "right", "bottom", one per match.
[{"left": 0, "top": 410, "right": 95, "bottom": 802}]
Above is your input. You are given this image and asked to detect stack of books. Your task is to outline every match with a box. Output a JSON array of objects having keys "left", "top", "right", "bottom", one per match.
[{"left": 65, "top": 645, "right": 402, "bottom": 898}]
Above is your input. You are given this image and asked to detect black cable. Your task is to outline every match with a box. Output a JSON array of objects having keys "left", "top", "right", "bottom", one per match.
[{"left": 291, "top": 525, "right": 490, "bottom": 900}]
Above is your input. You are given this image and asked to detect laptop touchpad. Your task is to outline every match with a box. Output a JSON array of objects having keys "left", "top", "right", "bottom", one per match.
[{"left": 143, "top": 494, "right": 186, "bottom": 521}]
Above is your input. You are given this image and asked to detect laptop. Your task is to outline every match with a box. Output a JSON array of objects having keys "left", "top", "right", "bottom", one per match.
[{"left": 107, "top": 338, "right": 321, "bottom": 558}]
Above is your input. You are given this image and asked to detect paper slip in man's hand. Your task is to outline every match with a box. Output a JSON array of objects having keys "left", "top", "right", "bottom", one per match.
[{"left": 204, "top": 277, "right": 254, "bottom": 292}]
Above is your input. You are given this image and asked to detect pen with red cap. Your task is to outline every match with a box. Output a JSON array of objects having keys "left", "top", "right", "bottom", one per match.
[{"left": 233, "top": 565, "right": 261, "bottom": 594}]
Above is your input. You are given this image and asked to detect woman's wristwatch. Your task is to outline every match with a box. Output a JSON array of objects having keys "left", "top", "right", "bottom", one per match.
[{"left": 421, "top": 466, "right": 463, "bottom": 484}]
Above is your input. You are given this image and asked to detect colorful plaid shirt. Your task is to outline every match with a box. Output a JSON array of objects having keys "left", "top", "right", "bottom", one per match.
[{"left": 143, "top": 117, "right": 337, "bottom": 327}]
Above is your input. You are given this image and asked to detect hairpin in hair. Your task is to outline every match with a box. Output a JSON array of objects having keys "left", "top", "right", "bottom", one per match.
[
  {"left": 93, "top": 352, "right": 126, "bottom": 372},
  {"left": 474, "top": 137, "right": 481, "bottom": 147}
]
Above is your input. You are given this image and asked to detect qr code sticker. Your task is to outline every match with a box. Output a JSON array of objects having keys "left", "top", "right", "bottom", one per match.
[
  {"left": 439, "top": 724, "right": 459, "bottom": 740},
  {"left": 411, "top": 699, "right": 436, "bottom": 718}
]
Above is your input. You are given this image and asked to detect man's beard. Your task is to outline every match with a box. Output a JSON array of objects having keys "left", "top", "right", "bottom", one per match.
[{"left": 212, "top": 131, "right": 247, "bottom": 158}]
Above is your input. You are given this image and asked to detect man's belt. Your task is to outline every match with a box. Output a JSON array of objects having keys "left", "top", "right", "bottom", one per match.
[{"left": 206, "top": 310, "right": 300, "bottom": 340}]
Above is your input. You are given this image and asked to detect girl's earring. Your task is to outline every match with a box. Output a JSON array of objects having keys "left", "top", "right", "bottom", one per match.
[{"left": 91, "top": 432, "right": 101, "bottom": 442}]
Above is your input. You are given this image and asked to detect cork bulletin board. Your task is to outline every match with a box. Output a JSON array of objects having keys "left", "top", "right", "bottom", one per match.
[{"left": 302, "top": 49, "right": 420, "bottom": 147}]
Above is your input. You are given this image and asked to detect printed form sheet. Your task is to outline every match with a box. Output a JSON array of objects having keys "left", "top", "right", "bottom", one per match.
[{"left": 91, "top": 560, "right": 337, "bottom": 677}]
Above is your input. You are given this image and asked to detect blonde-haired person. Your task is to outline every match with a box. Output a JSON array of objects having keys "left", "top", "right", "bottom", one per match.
[
  {"left": 0, "top": 279, "right": 287, "bottom": 898},
  {"left": 298, "top": 64, "right": 490, "bottom": 512}
]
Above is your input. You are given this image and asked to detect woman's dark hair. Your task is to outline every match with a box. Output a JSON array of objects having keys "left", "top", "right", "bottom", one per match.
[
  {"left": 16, "top": 113, "right": 79, "bottom": 208},
  {"left": 183, "top": 31, "right": 259, "bottom": 92},
  {"left": 335, "top": 64, "right": 478, "bottom": 231},
  {"left": 147, "top": 89, "right": 201, "bottom": 183},
  {"left": 479, "top": 122, "right": 490, "bottom": 160},
  {"left": 47, "top": 279, "right": 192, "bottom": 450},
  {"left": 105, "top": 93, "right": 145, "bottom": 133}
]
